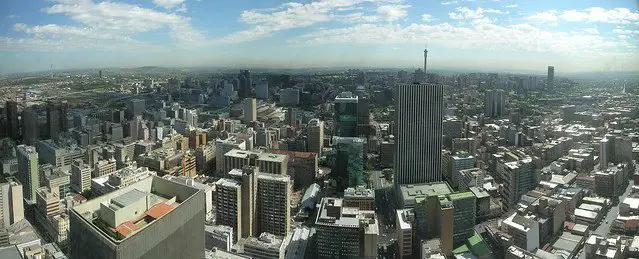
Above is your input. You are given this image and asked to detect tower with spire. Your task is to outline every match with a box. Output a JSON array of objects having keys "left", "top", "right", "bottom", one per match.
[{"left": 424, "top": 44, "right": 428, "bottom": 73}]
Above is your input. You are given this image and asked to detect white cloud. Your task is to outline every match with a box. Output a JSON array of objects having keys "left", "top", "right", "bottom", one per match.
[
  {"left": 448, "top": 7, "right": 505, "bottom": 20},
  {"left": 613, "top": 29, "right": 639, "bottom": 35},
  {"left": 288, "top": 21, "right": 635, "bottom": 57},
  {"left": 441, "top": 1, "right": 458, "bottom": 5},
  {"left": 422, "top": 14, "right": 433, "bottom": 22},
  {"left": 152, "top": 0, "right": 186, "bottom": 9},
  {"left": 560, "top": 7, "right": 639, "bottom": 24},
  {"left": 525, "top": 10, "right": 558, "bottom": 23},
  {"left": 527, "top": 7, "right": 639, "bottom": 25},
  {"left": 504, "top": 4, "right": 517, "bottom": 8},
  {"left": 583, "top": 28, "right": 599, "bottom": 34},
  {"left": 5, "top": 0, "right": 205, "bottom": 52},
  {"left": 376, "top": 5, "right": 410, "bottom": 21},
  {"left": 218, "top": 0, "right": 408, "bottom": 43}
]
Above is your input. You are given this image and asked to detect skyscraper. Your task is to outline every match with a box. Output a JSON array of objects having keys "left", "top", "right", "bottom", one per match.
[
  {"left": 257, "top": 173, "right": 291, "bottom": 237},
  {"left": 394, "top": 83, "right": 443, "bottom": 184},
  {"left": 22, "top": 107, "right": 39, "bottom": 146},
  {"left": 6, "top": 101, "right": 19, "bottom": 140},
  {"left": 46, "top": 101, "right": 68, "bottom": 139},
  {"left": 307, "top": 119, "right": 324, "bottom": 155},
  {"left": 334, "top": 92, "right": 358, "bottom": 137},
  {"left": 17, "top": 145, "right": 39, "bottom": 202},
  {"left": 238, "top": 70, "right": 252, "bottom": 99},
  {"left": 242, "top": 98, "right": 257, "bottom": 124},
  {"left": 485, "top": 89, "right": 506, "bottom": 118},
  {"left": 424, "top": 47, "right": 428, "bottom": 74},
  {"left": 332, "top": 136, "right": 365, "bottom": 190},
  {"left": 0, "top": 177, "right": 24, "bottom": 229},
  {"left": 547, "top": 66, "right": 554, "bottom": 88}
]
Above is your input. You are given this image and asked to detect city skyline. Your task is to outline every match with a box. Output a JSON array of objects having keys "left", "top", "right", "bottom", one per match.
[{"left": 1, "top": 0, "right": 638, "bottom": 74}]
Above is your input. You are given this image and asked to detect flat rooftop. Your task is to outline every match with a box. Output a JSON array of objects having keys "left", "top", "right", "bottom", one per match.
[
  {"left": 71, "top": 176, "right": 200, "bottom": 243},
  {"left": 399, "top": 182, "right": 452, "bottom": 207}
]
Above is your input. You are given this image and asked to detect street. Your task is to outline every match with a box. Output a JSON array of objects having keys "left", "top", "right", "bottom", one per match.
[{"left": 593, "top": 180, "right": 634, "bottom": 237}]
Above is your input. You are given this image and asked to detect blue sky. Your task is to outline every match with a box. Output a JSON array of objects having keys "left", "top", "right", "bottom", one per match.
[{"left": 0, "top": 0, "right": 638, "bottom": 74}]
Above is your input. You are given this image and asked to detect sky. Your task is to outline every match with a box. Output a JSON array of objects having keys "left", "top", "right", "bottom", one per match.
[{"left": 0, "top": 0, "right": 638, "bottom": 74}]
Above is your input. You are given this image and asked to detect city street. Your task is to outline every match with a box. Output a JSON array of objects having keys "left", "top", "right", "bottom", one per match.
[{"left": 593, "top": 180, "right": 634, "bottom": 237}]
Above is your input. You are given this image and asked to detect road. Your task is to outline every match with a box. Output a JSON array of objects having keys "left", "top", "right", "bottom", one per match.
[{"left": 593, "top": 180, "right": 634, "bottom": 237}]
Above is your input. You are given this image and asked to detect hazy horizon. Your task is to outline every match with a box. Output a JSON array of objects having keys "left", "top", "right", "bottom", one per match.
[{"left": 1, "top": 0, "right": 638, "bottom": 75}]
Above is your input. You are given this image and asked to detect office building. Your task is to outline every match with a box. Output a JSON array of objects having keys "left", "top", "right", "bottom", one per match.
[
  {"left": 45, "top": 168, "right": 71, "bottom": 198},
  {"left": 90, "top": 164, "right": 156, "bottom": 196},
  {"left": 215, "top": 137, "right": 246, "bottom": 175},
  {"left": 279, "top": 88, "right": 299, "bottom": 106},
  {"left": 267, "top": 150, "right": 318, "bottom": 190},
  {"left": 205, "top": 224, "right": 234, "bottom": 251},
  {"left": 0, "top": 177, "right": 24, "bottom": 229},
  {"left": 547, "top": 66, "right": 554, "bottom": 88},
  {"left": 127, "top": 99, "right": 145, "bottom": 118},
  {"left": 334, "top": 92, "right": 358, "bottom": 137},
  {"left": 46, "top": 101, "right": 68, "bottom": 139},
  {"left": 241, "top": 233, "right": 289, "bottom": 259},
  {"left": 442, "top": 152, "right": 475, "bottom": 189},
  {"left": 394, "top": 83, "right": 443, "bottom": 184},
  {"left": 497, "top": 152, "right": 536, "bottom": 209},
  {"left": 344, "top": 185, "right": 375, "bottom": 210},
  {"left": 17, "top": 145, "right": 39, "bottom": 202},
  {"left": 70, "top": 159, "right": 91, "bottom": 193},
  {"left": 257, "top": 173, "right": 291, "bottom": 237},
  {"left": 238, "top": 70, "right": 252, "bottom": 99},
  {"left": 224, "top": 149, "right": 288, "bottom": 176},
  {"left": 332, "top": 137, "right": 365, "bottom": 191},
  {"left": 502, "top": 212, "right": 540, "bottom": 251},
  {"left": 485, "top": 89, "right": 506, "bottom": 118},
  {"left": 215, "top": 178, "right": 242, "bottom": 241},
  {"left": 5, "top": 101, "right": 19, "bottom": 139},
  {"left": 255, "top": 82, "right": 269, "bottom": 100},
  {"left": 22, "top": 107, "right": 39, "bottom": 146},
  {"left": 37, "top": 139, "right": 85, "bottom": 168},
  {"left": 449, "top": 192, "right": 476, "bottom": 246},
  {"left": 315, "top": 197, "right": 379, "bottom": 259},
  {"left": 306, "top": 119, "right": 324, "bottom": 155},
  {"left": 396, "top": 209, "right": 413, "bottom": 258},
  {"left": 236, "top": 166, "right": 259, "bottom": 238},
  {"left": 69, "top": 176, "right": 205, "bottom": 259},
  {"left": 93, "top": 158, "right": 117, "bottom": 178},
  {"left": 357, "top": 97, "right": 371, "bottom": 135},
  {"left": 243, "top": 98, "right": 257, "bottom": 124},
  {"left": 35, "top": 187, "right": 59, "bottom": 217}
]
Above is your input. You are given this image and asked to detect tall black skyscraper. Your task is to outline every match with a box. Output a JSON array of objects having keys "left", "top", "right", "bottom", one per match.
[
  {"left": 46, "top": 101, "right": 68, "bottom": 139},
  {"left": 334, "top": 92, "right": 358, "bottom": 137},
  {"left": 22, "top": 107, "right": 39, "bottom": 146},
  {"left": 5, "top": 101, "right": 19, "bottom": 140},
  {"left": 238, "top": 70, "right": 252, "bottom": 99}
]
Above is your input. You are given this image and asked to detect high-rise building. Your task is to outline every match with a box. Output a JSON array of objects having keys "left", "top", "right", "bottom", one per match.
[
  {"left": 46, "top": 101, "right": 68, "bottom": 139},
  {"left": 233, "top": 166, "right": 259, "bottom": 238},
  {"left": 215, "top": 178, "right": 242, "bottom": 241},
  {"left": 0, "top": 177, "right": 24, "bottom": 229},
  {"left": 334, "top": 92, "right": 359, "bottom": 137},
  {"left": 307, "top": 119, "right": 324, "bottom": 155},
  {"left": 256, "top": 173, "right": 291, "bottom": 237},
  {"left": 127, "top": 99, "right": 145, "bottom": 119},
  {"left": 279, "top": 88, "right": 300, "bottom": 106},
  {"left": 37, "top": 139, "right": 85, "bottom": 168},
  {"left": 442, "top": 152, "right": 475, "bottom": 189},
  {"left": 315, "top": 197, "right": 379, "bottom": 258},
  {"left": 5, "top": 101, "right": 19, "bottom": 140},
  {"left": 69, "top": 176, "right": 205, "bottom": 259},
  {"left": 547, "top": 66, "right": 555, "bottom": 88},
  {"left": 255, "top": 82, "right": 269, "bottom": 100},
  {"left": 243, "top": 98, "right": 257, "bottom": 124},
  {"left": 332, "top": 137, "right": 365, "bottom": 191},
  {"left": 22, "top": 107, "right": 39, "bottom": 146},
  {"left": 448, "top": 192, "right": 476, "bottom": 246},
  {"left": 70, "top": 159, "right": 91, "bottom": 193},
  {"left": 394, "top": 83, "right": 443, "bottom": 184},
  {"left": 238, "top": 70, "right": 252, "bottom": 99},
  {"left": 17, "top": 145, "right": 39, "bottom": 202},
  {"left": 485, "top": 89, "right": 506, "bottom": 118}
]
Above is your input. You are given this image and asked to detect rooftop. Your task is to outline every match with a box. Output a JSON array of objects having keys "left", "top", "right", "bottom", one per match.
[{"left": 399, "top": 182, "right": 452, "bottom": 207}]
